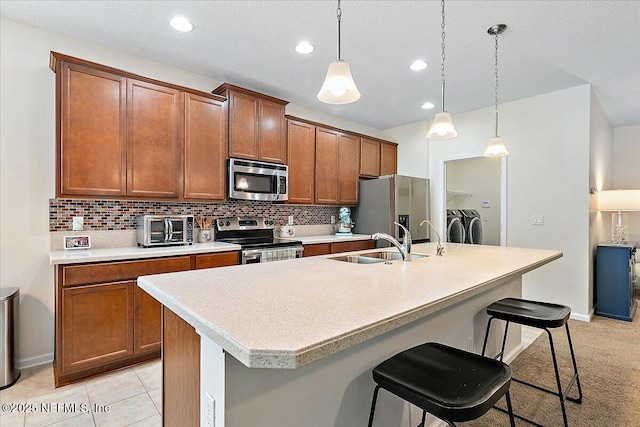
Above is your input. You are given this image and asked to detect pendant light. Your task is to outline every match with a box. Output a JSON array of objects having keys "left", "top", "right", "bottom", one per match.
[
  {"left": 427, "top": 0, "right": 458, "bottom": 140},
  {"left": 317, "top": 0, "right": 361, "bottom": 105},
  {"left": 484, "top": 24, "right": 509, "bottom": 157}
]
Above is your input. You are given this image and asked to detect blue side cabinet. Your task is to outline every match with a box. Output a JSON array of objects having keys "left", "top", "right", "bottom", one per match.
[{"left": 596, "top": 243, "right": 637, "bottom": 321}]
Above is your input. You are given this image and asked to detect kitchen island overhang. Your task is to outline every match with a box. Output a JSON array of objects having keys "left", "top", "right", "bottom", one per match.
[{"left": 138, "top": 243, "right": 562, "bottom": 426}]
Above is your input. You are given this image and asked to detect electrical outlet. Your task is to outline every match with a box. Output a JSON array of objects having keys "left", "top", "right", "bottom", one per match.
[
  {"left": 331, "top": 215, "right": 336, "bottom": 224},
  {"left": 205, "top": 392, "right": 215, "bottom": 427},
  {"left": 531, "top": 215, "right": 544, "bottom": 225},
  {"left": 72, "top": 216, "right": 84, "bottom": 231},
  {"left": 288, "top": 215, "right": 294, "bottom": 226}
]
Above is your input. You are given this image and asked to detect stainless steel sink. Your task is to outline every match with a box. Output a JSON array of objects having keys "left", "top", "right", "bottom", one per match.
[
  {"left": 329, "top": 251, "right": 429, "bottom": 264},
  {"left": 359, "top": 251, "right": 429, "bottom": 261},
  {"left": 329, "top": 255, "right": 386, "bottom": 264}
]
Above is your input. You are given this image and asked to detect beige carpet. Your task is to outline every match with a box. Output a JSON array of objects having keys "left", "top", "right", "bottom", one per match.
[{"left": 462, "top": 306, "right": 640, "bottom": 426}]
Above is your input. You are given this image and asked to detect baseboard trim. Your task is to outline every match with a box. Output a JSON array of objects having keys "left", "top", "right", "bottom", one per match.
[
  {"left": 570, "top": 311, "right": 592, "bottom": 322},
  {"left": 20, "top": 353, "right": 54, "bottom": 369}
]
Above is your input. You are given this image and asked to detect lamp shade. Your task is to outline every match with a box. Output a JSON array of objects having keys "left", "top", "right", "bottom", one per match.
[
  {"left": 317, "top": 60, "right": 361, "bottom": 105},
  {"left": 426, "top": 112, "right": 458, "bottom": 139},
  {"left": 598, "top": 189, "right": 640, "bottom": 211},
  {"left": 484, "top": 136, "right": 509, "bottom": 157}
]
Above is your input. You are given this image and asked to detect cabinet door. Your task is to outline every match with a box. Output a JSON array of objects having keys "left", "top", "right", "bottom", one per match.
[
  {"left": 380, "top": 142, "right": 398, "bottom": 176},
  {"left": 228, "top": 91, "right": 259, "bottom": 160},
  {"left": 59, "top": 62, "right": 126, "bottom": 196},
  {"left": 184, "top": 93, "right": 228, "bottom": 200},
  {"left": 338, "top": 133, "right": 360, "bottom": 205},
  {"left": 258, "top": 99, "right": 286, "bottom": 163},
  {"left": 134, "top": 282, "right": 162, "bottom": 355},
  {"left": 360, "top": 138, "right": 381, "bottom": 177},
  {"left": 315, "top": 128, "right": 340, "bottom": 204},
  {"left": 127, "top": 79, "right": 182, "bottom": 198},
  {"left": 62, "top": 281, "right": 134, "bottom": 373},
  {"left": 287, "top": 120, "right": 316, "bottom": 204}
]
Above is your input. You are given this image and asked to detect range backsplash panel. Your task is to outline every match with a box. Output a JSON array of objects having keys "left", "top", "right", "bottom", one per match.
[{"left": 49, "top": 199, "right": 339, "bottom": 231}]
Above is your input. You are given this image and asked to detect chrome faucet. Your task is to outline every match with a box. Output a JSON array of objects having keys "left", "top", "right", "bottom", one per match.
[
  {"left": 420, "top": 220, "right": 445, "bottom": 256},
  {"left": 371, "top": 222, "right": 412, "bottom": 261}
]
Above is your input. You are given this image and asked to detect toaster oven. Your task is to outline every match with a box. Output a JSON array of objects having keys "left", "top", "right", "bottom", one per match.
[{"left": 136, "top": 215, "right": 194, "bottom": 247}]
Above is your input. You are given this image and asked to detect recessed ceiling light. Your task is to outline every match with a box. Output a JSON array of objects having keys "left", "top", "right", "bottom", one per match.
[
  {"left": 410, "top": 60, "right": 428, "bottom": 71},
  {"left": 421, "top": 102, "right": 435, "bottom": 110},
  {"left": 295, "top": 41, "right": 315, "bottom": 54},
  {"left": 170, "top": 16, "right": 194, "bottom": 32}
]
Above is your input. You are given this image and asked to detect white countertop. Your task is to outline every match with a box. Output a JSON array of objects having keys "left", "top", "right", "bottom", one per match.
[
  {"left": 283, "top": 234, "right": 372, "bottom": 244},
  {"left": 137, "top": 243, "right": 562, "bottom": 369},
  {"left": 49, "top": 241, "right": 241, "bottom": 265}
]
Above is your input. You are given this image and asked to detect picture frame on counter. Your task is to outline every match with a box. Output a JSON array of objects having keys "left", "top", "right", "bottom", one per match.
[{"left": 63, "top": 235, "right": 91, "bottom": 250}]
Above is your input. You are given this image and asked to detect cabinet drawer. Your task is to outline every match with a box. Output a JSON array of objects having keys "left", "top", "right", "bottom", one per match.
[
  {"left": 331, "top": 240, "right": 375, "bottom": 254},
  {"left": 62, "top": 256, "right": 192, "bottom": 287},
  {"left": 195, "top": 252, "right": 239, "bottom": 269},
  {"left": 304, "top": 243, "right": 331, "bottom": 257}
]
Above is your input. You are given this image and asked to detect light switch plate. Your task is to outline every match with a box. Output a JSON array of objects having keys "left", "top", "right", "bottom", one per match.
[
  {"left": 531, "top": 215, "right": 544, "bottom": 225},
  {"left": 72, "top": 216, "right": 84, "bottom": 231},
  {"left": 205, "top": 392, "right": 215, "bottom": 427},
  {"left": 288, "top": 215, "right": 294, "bottom": 226}
]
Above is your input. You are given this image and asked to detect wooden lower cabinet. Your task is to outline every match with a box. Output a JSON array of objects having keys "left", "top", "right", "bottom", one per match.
[
  {"left": 304, "top": 240, "right": 375, "bottom": 257},
  {"left": 61, "top": 281, "right": 134, "bottom": 374},
  {"left": 55, "top": 251, "right": 238, "bottom": 386},
  {"left": 163, "top": 307, "right": 200, "bottom": 426},
  {"left": 134, "top": 282, "right": 162, "bottom": 354}
]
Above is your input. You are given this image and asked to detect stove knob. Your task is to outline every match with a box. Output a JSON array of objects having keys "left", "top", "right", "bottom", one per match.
[
  {"left": 225, "top": 221, "right": 231, "bottom": 226},
  {"left": 218, "top": 221, "right": 224, "bottom": 227}
]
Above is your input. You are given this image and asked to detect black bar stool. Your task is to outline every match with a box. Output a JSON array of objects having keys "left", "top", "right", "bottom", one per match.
[
  {"left": 368, "top": 342, "right": 516, "bottom": 427},
  {"left": 481, "top": 297, "right": 583, "bottom": 427}
]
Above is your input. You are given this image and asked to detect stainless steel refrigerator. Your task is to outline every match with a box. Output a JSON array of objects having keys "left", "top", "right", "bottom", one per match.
[{"left": 353, "top": 175, "right": 430, "bottom": 246}]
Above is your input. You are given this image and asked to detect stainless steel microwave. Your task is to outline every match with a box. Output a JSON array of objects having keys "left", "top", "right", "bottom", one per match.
[
  {"left": 228, "top": 158, "right": 288, "bottom": 201},
  {"left": 136, "top": 215, "right": 194, "bottom": 247}
]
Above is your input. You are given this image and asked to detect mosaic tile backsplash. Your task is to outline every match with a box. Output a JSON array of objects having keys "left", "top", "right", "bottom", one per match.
[{"left": 50, "top": 199, "right": 340, "bottom": 231}]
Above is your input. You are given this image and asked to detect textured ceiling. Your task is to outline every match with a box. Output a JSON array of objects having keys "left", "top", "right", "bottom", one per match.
[{"left": 1, "top": 0, "right": 639, "bottom": 129}]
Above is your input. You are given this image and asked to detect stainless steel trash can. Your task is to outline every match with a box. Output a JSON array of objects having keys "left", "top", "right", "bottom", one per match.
[{"left": 0, "top": 287, "right": 20, "bottom": 389}]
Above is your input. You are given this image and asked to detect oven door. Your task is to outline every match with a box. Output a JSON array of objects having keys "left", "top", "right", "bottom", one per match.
[{"left": 241, "top": 247, "right": 303, "bottom": 264}]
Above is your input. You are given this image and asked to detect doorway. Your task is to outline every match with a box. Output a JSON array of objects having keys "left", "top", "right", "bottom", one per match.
[{"left": 445, "top": 156, "right": 504, "bottom": 246}]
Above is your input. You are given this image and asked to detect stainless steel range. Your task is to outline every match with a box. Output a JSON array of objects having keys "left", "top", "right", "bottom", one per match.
[{"left": 215, "top": 217, "right": 303, "bottom": 264}]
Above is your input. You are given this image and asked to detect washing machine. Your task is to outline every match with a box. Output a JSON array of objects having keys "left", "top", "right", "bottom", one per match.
[
  {"left": 461, "top": 209, "right": 483, "bottom": 244},
  {"left": 446, "top": 210, "right": 466, "bottom": 243}
]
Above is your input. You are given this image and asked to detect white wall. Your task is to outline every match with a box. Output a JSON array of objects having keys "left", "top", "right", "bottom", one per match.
[
  {"left": 0, "top": 17, "right": 379, "bottom": 367},
  {"left": 588, "top": 89, "right": 614, "bottom": 310},
  {"left": 613, "top": 125, "right": 640, "bottom": 243},
  {"left": 388, "top": 85, "right": 594, "bottom": 318},
  {"left": 382, "top": 121, "right": 429, "bottom": 179}
]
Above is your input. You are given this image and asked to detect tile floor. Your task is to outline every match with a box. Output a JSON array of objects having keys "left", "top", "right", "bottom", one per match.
[{"left": 0, "top": 359, "right": 161, "bottom": 427}]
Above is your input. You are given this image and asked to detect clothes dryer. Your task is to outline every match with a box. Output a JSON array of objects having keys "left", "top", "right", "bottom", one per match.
[
  {"left": 461, "top": 209, "right": 483, "bottom": 244},
  {"left": 446, "top": 210, "right": 466, "bottom": 243}
]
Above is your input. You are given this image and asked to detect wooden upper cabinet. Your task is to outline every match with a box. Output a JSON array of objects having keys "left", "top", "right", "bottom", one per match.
[
  {"left": 259, "top": 99, "right": 287, "bottom": 163},
  {"left": 183, "top": 93, "right": 228, "bottom": 200},
  {"left": 315, "top": 127, "right": 360, "bottom": 205},
  {"left": 127, "top": 79, "right": 182, "bottom": 198},
  {"left": 287, "top": 120, "right": 316, "bottom": 204},
  {"left": 338, "top": 133, "right": 360, "bottom": 205},
  {"left": 213, "top": 84, "right": 288, "bottom": 164},
  {"left": 58, "top": 62, "right": 127, "bottom": 197},
  {"left": 315, "top": 127, "right": 340, "bottom": 204},
  {"left": 380, "top": 141, "right": 398, "bottom": 176},
  {"left": 360, "top": 138, "right": 381, "bottom": 178}
]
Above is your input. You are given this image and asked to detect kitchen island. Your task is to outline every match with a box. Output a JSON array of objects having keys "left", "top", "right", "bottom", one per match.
[{"left": 137, "top": 242, "right": 561, "bottom": 426}]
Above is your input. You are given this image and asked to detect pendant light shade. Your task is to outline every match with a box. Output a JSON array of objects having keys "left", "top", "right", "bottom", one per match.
[
  {"left": 427, "top": 112, "right": 458, "bottom": 139},
  {"left": 484, "top": 136, "right": 509, "bottom": 157},
  {"left": 427, "top": 0, "right": 458, "bottom": 140},
  {"left": 484, "top": 24, "right": 509, "bottom": 157},
  {"left": 317, "top": 60, "right": 361, "bottom": 104},
  {"left": 318, "top": 0, "right": 360, "bottom": 105}
]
